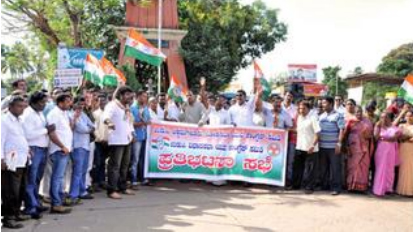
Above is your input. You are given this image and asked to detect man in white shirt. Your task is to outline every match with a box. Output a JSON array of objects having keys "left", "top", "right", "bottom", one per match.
[
  {"left": 22, "top": 91, "right": 54, "bottom": 219},
  {"left": 156, "top": 92, "right": 166, "bottom": 120},
  {"left": 229, "top": 90, "right": 257, "bottom": 127},
  {"left": 198, "top": 93, "right": 231, "bottom": 186},
  {"left": 92, "top": 93, "right": 109, "bottom": 191},
  {"left": 199, "top": 94, "right": 231, "bottom": 126},
  {"left": 47, "top": 93, "right": 73, "bottom": 214},
  {"left": 282, "top": 91, "right": 298, "bottom": 187},
  {"left": 1, "top": 96, "right": 30, "bottom": 229},
  {"left": 165, "top": 99, "right": 181, "bottom": 122},
  {"left": 1, "top": 79, "right": 27, "bottom": 111},
  {"left": 148, "top": 97, "right": 161, "bottom": 122},
  {"left": 282, "top": 91, "right": 298, "bottom": 119},
  {"left": 334, "top": 95, "right": 346, "bottom": 115},
  {"left": 293, "top": 101, "right": 320, "bottom": 194},
  {"left": 103, "top": 86, "right": 135, "bottom": 199}
]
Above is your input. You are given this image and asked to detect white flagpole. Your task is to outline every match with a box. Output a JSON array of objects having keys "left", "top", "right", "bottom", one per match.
[{"left": 157, "top": 0, "right": 163, "bottom": 94}]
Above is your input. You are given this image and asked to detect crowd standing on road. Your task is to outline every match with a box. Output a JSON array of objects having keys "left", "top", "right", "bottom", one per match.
[{"left": 2, "top": 78, "right": 413, "bottom": 229}]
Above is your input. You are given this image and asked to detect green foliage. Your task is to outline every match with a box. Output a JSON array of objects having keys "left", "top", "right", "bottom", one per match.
[
  {"left": 377, "top": 42, "right": 413, "bottom": 78},
  {"left": 2, "top": 0, "right": 128, "bottom": 89},
  {"left": 353, "top": 66, "right": 363, "bottom": 75},
  {"left": 362, "top": 82, "right": 398, "bottom": 111},
  {"left": 321, "top": 66, "right": 348, "bottom": 97},
  {"left": 178, "top": 0, "right": 287, "bottom": 92},
  {"left": 1, "top": 42, "right": 34, "bottom": 78},
  {"left": 120, "top": 64, "right": 142, "bottom": 91}
]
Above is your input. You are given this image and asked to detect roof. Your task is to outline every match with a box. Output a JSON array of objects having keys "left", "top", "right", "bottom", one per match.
[{"left": 345, "top": 73, "right": 404, "bottom": 85}]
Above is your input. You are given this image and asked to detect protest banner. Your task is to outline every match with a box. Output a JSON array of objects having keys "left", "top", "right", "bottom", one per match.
[
  {"left": 288, "top": 64, "right": 317, "bottom": 82},
  {"left": 145, "top": 122, "right": 288, "bottom": 186}
]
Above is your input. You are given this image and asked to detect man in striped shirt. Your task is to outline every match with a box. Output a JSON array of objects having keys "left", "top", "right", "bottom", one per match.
[{"left": 317, "top": 96, "right": 345, "bottom": 195}]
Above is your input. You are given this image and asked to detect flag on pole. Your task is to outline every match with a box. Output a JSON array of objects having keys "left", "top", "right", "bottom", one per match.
[
  {"left": 398, "top": 73, "right": 413, "bottom": 104},
  {"left": 124, "top": 28, "right": 166, "bottom": 67},
  {"left": 253, "top": 61, "right": 271, "bottom": 99},
  {"left": 101, "top": 57, "right": 126, "bottom": 87},
  {"left": 167, "top": 75, "right": 188, "bottom": 103},
  {"left": 84, "top": 54, "right": 105, "bottom": 87}
]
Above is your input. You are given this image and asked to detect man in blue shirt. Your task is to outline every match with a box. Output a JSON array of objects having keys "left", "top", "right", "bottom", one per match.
[
  {"left": 318, "top": 96, "right": 345, "bottom": 195},
  {"left": 130, "top": 90, "right": 152, "bottom": 188},
  {"left": 67, "top": 96, "right": 95, "bottom": 204}
]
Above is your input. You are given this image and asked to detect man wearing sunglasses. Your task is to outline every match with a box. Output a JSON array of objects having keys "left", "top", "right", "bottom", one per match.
[{"left": 334, "top": 95, "right": 346, "bottom": 115}]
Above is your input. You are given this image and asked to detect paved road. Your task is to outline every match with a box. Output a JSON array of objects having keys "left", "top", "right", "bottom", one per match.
[{"left": 4, "top": 181, "right": 413, "bottom": 232}]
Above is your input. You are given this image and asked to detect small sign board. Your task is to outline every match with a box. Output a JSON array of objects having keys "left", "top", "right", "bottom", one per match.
[{"left": 54, "top": 69, "right": 83, "bottom": 88}]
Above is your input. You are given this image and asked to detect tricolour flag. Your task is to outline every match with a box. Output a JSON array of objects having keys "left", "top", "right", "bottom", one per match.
[
  {"left": 84, "top": 54, "right": 105, "bottom": 87},
  {"left": 124, "top": 29, "right": 166, "bottom": 67},
  {"left": 254, "top": 61, "right": 271, "bottom": 99},
  {"left": 101, "top": 57, "right": 126, "bottom": 87},
  {"left": 398, "top": 74, "right": 413, "bottom": 105},
  {"left": 167, "top": 75, "right": 188, "bottom": 103}
]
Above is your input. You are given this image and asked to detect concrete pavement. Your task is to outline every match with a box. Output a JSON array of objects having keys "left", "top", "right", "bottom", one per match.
[{"left": 3, "top": 181, "right": 413, "bottom": 232}]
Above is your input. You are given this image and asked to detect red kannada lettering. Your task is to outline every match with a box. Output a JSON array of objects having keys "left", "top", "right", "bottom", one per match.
[
  {"left": 173, "top": 153, "right": 187, "bottom": 165},
  {"left": 158, "top": 153, "right": 173, "bottom": 171},
  {"left": 243, "top": 156, "right": 273, "bottom": 174},
  {"left": 157, "top": 153, "right": 236, "bottom": 170}
]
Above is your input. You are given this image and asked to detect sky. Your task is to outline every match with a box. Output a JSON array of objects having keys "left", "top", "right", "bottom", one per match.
[
  {"left": 236, "top": 0, "right": 413, "bottom": 91},
  {"left": 1, "top": 0, "right": 413, "bottom": 88}
]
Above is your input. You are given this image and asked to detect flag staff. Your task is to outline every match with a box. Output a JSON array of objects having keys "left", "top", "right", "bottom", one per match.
[{"left": 157, "top": 0, "right": 163, "bottom": 94}]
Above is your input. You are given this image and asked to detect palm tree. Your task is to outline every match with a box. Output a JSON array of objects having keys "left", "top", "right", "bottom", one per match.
[{"left": 2, "top": 42, "right": 34, "bottom": 78}]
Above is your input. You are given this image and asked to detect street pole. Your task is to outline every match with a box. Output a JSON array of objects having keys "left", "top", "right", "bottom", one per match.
[
  {"left": 336, "top": 75, "right": 339, "bottom": 96},
  {"left": 157, "top": 0, "right": 163, "bottom": 94}
]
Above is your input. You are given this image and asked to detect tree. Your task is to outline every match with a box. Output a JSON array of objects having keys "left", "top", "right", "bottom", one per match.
[
  {"left": 362, "top": 82, "right": 398, "bottom": 111},
  {"left": 352, "top": 66, "right": 363, "bottom": 75},
  {"left": 1, "top": 42, "right": 34, "bottom": 78},
  {"left": 377, "top": 42, "right": 413, "bottom": 78},
  {"left": 2, "top": 0, "right": 128, "bottom": 87},
  {"left": 322, "top": 66, "right": 348, "bottom": 97},
  {"left": 178, "top": 0, "right": 287, "bottom": 92}
]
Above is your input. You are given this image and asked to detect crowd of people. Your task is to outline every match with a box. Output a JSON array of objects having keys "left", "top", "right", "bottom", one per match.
[{"left": 1, "top": 78, "right": 413, "bottom": 229}]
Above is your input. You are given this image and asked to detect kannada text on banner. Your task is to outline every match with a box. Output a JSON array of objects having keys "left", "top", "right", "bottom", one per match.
[{"left": 144, "top": 122, "right": 288, "bottom": 186}]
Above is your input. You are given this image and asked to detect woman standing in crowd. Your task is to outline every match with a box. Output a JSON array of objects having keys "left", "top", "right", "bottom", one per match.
[
  {"left": 365, "top": 100, "right": 379, "bottom": 124},
  {"left": 373, "top": 112, "right": 401, "bottom": 197},
  {"left": 345, "top": 99, "right": 357, "bottom": 121},
  {"left": 344, "top": 106, "right": 374, "bottom": 192},
  {"left": 396, "top": 110, "right": 413, "bottom": 197}
]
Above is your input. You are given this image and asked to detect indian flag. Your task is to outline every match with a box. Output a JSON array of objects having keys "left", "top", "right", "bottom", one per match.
[
  {"left": 398, "top": 74, "right": 413, "bottom": 104},
  {"left": 101, "top": 57, "right": 126, "bottom": 87},
  {"left": 124, "top": 28, "right": 166, "bottom": 67},
  {"left": 167, "top": 75, "right": 188, "bottom": 103},
  {"left": 254, "top": 61, "right": 271, "bottom": 99},
  {"left": 84, "top": 54, "right": 105, "bottom": 87}
]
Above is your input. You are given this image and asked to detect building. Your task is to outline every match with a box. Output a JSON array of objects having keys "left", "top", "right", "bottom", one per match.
[
  {"left": 113, "top": 0, "right": 188, "bottom": 91},
  {"left": 345, "top": 73, "right": 403, "bottom": 104}
]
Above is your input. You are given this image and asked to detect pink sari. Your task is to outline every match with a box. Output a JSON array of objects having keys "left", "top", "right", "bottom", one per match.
[
  {"left": 346, "top": 118, "right": 374, "bottom": 191},
  {"left": 373, "top": 126, "right": 401, "bottom": 196}
]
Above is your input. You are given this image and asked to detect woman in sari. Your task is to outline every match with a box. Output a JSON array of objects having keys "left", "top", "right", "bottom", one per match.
[
  {"left": 345, "top": 106, "right": 374, "bottom": 192},
  {"left": 373, "top": 112, "right": 401, "bottom": 196},
  {"left": 396, "top": 110, "right": 413, "bottom": 196},
  {"left": 344, "top": 99, "right": 356, "bottom": 121}
]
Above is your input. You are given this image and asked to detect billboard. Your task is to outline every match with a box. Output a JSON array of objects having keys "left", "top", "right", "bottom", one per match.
[
  {"left": 288, "top": 64, "right": 317, "bottom": 82},
  {"left": 58, "top": 46, "right": 104, "bottom": 70}
]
